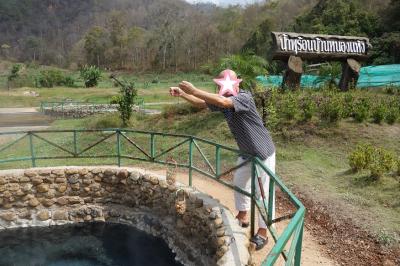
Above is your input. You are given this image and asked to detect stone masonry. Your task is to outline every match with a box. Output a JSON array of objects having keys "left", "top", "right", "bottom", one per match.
[{"left": 0, "top": 166, "right": 250, "bottom": 266}]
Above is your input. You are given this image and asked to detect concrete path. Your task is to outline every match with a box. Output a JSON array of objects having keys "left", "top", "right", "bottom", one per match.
[{"left": 0, "top": 108, "right": 52, "bottom": 133}]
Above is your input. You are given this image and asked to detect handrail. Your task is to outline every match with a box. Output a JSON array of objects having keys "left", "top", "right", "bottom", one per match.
[{"left": 0, "top": 129, "right": 305, "bottom": 265}]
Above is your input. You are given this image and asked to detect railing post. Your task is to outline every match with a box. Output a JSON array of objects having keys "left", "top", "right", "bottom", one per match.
[
  {"left": 29, "top": 133, "right": 36, "bottom": 167},
  {"left": 268, "top": 173, "right": 276, "bottom": 224},
  {"left": 150, "top": 133, "right": 155, "bottom": 160},
  {"left": 250, "top": 159, "right": 256, "bottom": 236},
  {"left": 188, "top": 137, "right": 193, "bottom": 187},
  {"left": 294, "top": 219, "right": 304, "bottom": 266},
  {"left": 117, "top": 130, "right": 121, "bottom": 167},
  {"left": 73, "top": 130, "right": 77, "bottom": 157},
  {"left": 215, "top": 146, "right": 220, "bottom": 177}
]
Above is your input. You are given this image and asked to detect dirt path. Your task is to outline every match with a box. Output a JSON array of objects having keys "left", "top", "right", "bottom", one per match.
[
  {"left": 147, "top": 168, "right": 337, "bottom": 266},
  {"left": 0, "top": 108, "right": 52, "bottom": 133}
]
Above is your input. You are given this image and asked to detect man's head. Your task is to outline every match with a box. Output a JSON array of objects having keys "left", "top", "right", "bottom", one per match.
[{"left": 213, "top": 69, "right": 242, "bottom": 97}]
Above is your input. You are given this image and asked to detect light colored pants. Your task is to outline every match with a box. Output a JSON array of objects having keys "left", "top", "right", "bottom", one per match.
[{"left": 233, "top": 153, "right": 276, "bottom": 229}]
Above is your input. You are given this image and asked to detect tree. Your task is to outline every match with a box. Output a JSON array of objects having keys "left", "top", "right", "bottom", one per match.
[{"left": 84, "top": 26, "right": 109, "bottom": 67}]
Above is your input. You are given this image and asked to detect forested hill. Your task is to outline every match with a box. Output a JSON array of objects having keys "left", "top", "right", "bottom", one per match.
[
  {"left": 0, "top": 0, "right": 319, "bottom": 71},
  {"left": 0, "top": 0, "right": 397, "bottom": 71}
]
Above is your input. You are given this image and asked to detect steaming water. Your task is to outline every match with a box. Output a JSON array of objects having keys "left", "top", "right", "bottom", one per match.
[{"left": 0, "top": 223, "right": 183, "bottom": 266}]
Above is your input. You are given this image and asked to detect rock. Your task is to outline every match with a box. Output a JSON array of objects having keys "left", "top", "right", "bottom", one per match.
[
  {"left": 117, "top": 170, "right": 129, "bottom": 179},
  {"left": 53, "top": 210, "right": 69, "bottom": 220},
  {"left": 36, "top": 184, "right": 49, "bottom": 193},
  {"left": 214, "top": 217, "right": 223, "bottom": 227},
  {"left": 104, "top": 169, "right": 115, "bottom": 177},
  {"left": 84, "top": 187, "right": 90, "bottom": 193},
  {"left": 57, "top": 197, "right": 68, "bottom": 206},
  {"left": 0, "top": 212, "right": 16, "bottom": 222},
  {"left": 55, "top": 177, "right": 67, "bottom": 183},
  {"left": 7, "top": 183, "right": 20, "bottom": 191},
  {"left": 3, "top": 191, "right": 12, "bottom": 198},
  {"left": 78, "top": 168, "right": 89, "bottom": 175},
  {"left": 94, "top": 175, "right": 102, "bottom": 182},
  {"left": 68, "top": 196, "right": 82, "bottom": 204},
  {"left": 67, "top": 175, "right": 80, "bottom": 184},
  {"left": 28, "top": 198, "right": 40, "bottom": 207},
  {"left": 70, "top": 183, "right": 80, "bottom": 191},
  {"left": 31, "top": 177, "right": 43, "bottom": 185},
  {"left": 38, "top": 169, "right": 51, "bottom": 176},
  {"left": 216, "top": 228, "right": 225, "bottom": 237},
  {"left": 129, "top": 172, "right": 140, "bottom": 181},
  {"left": 65, "top": 168, "right": 79, "bottom": 175},
  {"left": 21, "top": 183, "right": 33, "bottom": 192},
  {"left": 82, "top": 179, "right": 92, "bottom": 185},
  {"left": 18, "top": 210, "right": 31, "bottom": 219},
  {"left": 0, "top": 177, "right": 7, "bottom": 185},
  {"left": 42, "top": 199, "right": 55, "bottom": 207},
  {"left": 51, "top": 169, "right": 65, "bottom": 176},
  {"left": 195, "top": 198, "right": 204, "bottom": 208},
  {"left": 57, "top": 184, "right": 67, "bottom": 193},
  {"left": 37, "top": 210, "right": 50, "bottom": 221},
  {"left": 84, "top": 215, "right": 92, "bottom": 221},
  {"left": 18, "top": 176, "right": 30, "bottom": 183},
  {"left": 24, "top": 170, "right": 37, "bottom": 177}
]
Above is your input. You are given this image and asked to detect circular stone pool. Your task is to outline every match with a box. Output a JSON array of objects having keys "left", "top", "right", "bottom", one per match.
[{"left": 0, "top": 222, "right": 182, "bottom": 266}]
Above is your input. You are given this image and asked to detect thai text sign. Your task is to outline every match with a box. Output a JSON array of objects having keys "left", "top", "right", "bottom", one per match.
[{"left": 271, "top": 32, "right": 371, "bottom": 61}]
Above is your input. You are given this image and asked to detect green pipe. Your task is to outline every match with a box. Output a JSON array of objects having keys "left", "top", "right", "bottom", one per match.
[
  {"left": 215, "top": 146, "right": 220, "bottom": 176},
  {"left": 29, "top": 133, "right": 36, "bottom": 167},
  {"left": 251, "top": 159, "right": 256, "bottom": 237},
  {"left": 188, "top": 137, "right": 193, "bottom": 187},
  {"left": 117, "top": 130, "right": 121, "bottom": 167},
  {"left": 73, "top": 131, "right": 78, "bottom": 156}
]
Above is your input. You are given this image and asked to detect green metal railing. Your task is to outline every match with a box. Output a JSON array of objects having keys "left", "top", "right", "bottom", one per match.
[{"left": 0, "top": 129, "right": 305, "bottom": 265}]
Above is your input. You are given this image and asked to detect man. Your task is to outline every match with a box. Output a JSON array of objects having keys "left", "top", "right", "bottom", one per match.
[{"left": 169, "top": 69, "right": 276, "bottom": 250}]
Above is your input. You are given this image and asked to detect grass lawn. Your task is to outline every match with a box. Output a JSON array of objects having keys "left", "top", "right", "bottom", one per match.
[{"left": 0, "top": 66, "right": 215, "bottom": 108}]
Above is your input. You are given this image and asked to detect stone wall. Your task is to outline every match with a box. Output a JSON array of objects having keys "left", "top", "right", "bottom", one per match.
[
  {"left": 43, "top": 104, "right": 141, "bottom": 118},
  {"left": 0, "top": 167, "right": 250, "bottom": 266}
]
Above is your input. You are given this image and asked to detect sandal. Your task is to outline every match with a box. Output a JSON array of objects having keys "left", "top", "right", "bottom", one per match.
[
  {"left": 236, "top": 218, "right": 249, "bottom": 228},
  {"left": 250, "top": 234, "right": 268, "bottom": 250}
]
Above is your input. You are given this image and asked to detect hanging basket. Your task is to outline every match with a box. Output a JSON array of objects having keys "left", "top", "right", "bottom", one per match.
[
  {"left": 166, "top": 157, "right": 177, "bottom": 185},
  {"left": 175, "top": 188, "right": 186, "bottom": 215}
]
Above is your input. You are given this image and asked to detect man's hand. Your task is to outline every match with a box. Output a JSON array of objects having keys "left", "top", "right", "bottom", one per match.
[
  {"left": 169, "top": 87, "right": 183, "bottom": 97},
  {"left": 178, "top": 81, "right": 197, "bottom": 95}
]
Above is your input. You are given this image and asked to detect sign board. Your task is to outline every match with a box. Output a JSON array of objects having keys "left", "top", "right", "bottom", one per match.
[{"left": 271, "top": 32, "right": 371, "bottom": 61}]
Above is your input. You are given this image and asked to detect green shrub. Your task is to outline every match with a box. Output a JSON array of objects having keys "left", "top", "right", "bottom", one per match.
[
  {"left": 265, "top": 101, "right": 279, "bottom": 130},
  {"left": 371, "top": 102, "right": 387, "bottom": 124},
  {"left": 36, "top": 69, "right": 71, "bottom": 88},
  {"left": 280, "top": 93, "right": 299, "bottom": 121},
  {"left": 80, "top": 65, "right": 101, "bottom": 88},
  {"left": 7, "top": 64, "right": 21, "bottom": 82},
  {"left": 368, "top": 148, "right": 395, "bottom": 180},
  {"left": 87, "top": 113, "right": 123, "bottom": 129},
  {"left": 319, "top": 92, "right": 343, "bottom": 123},
  {"left": 342, "top": 93, "right": 354, "bottom": 118},
  {"left": 348, "top": 143, "right": 375, "bottom": 172},
  {"left": 353, "top": 98, "right": 371, "bottom": 122},
  {"left": 162, "top": 103, "right": 202, "bottom": 118},
  {"left": 385, "top": 100, "right": 399, "bottom": 125},
  {"left": 349, "top": 143, "right": 396, "bottom": 180},
  {"left": 301, "top": 95, "right": 317, "bottom": 121}
]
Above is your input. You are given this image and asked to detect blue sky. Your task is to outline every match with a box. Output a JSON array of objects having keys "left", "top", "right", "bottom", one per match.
[{"left": 185, "top": 0, "right": 264, "bottom": 6}]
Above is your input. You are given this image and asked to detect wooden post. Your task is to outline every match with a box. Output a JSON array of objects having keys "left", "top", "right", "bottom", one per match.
[
  {"left": 339, "top": 58, "right": 361, "bottom": 91},
  {"left": 282, "top": 56, "right": 303, "bottom": 90}
]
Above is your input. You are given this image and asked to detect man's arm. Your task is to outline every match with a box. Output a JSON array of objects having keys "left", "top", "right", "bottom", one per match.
[
  {"left": 169, "top": 87, "right": 207, "bottom": 109},
  {"left": 178, "top": 81, "right": 234, "bottom": 109}
]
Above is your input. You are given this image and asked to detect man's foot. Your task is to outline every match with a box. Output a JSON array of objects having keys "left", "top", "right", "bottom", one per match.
[
  {"left": 250, "top": 234, "right": 268, "bottom": 250},
  {"left": 237, "top": 219, "right": 249, "bottom": 228},
  {"left": 236, "top": 211, "right": 249, "bottom": 228}
]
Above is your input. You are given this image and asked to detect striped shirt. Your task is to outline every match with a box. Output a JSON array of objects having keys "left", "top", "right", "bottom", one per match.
[{"left": 207, "top": 90, "right": 275, "bottom": 160}]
